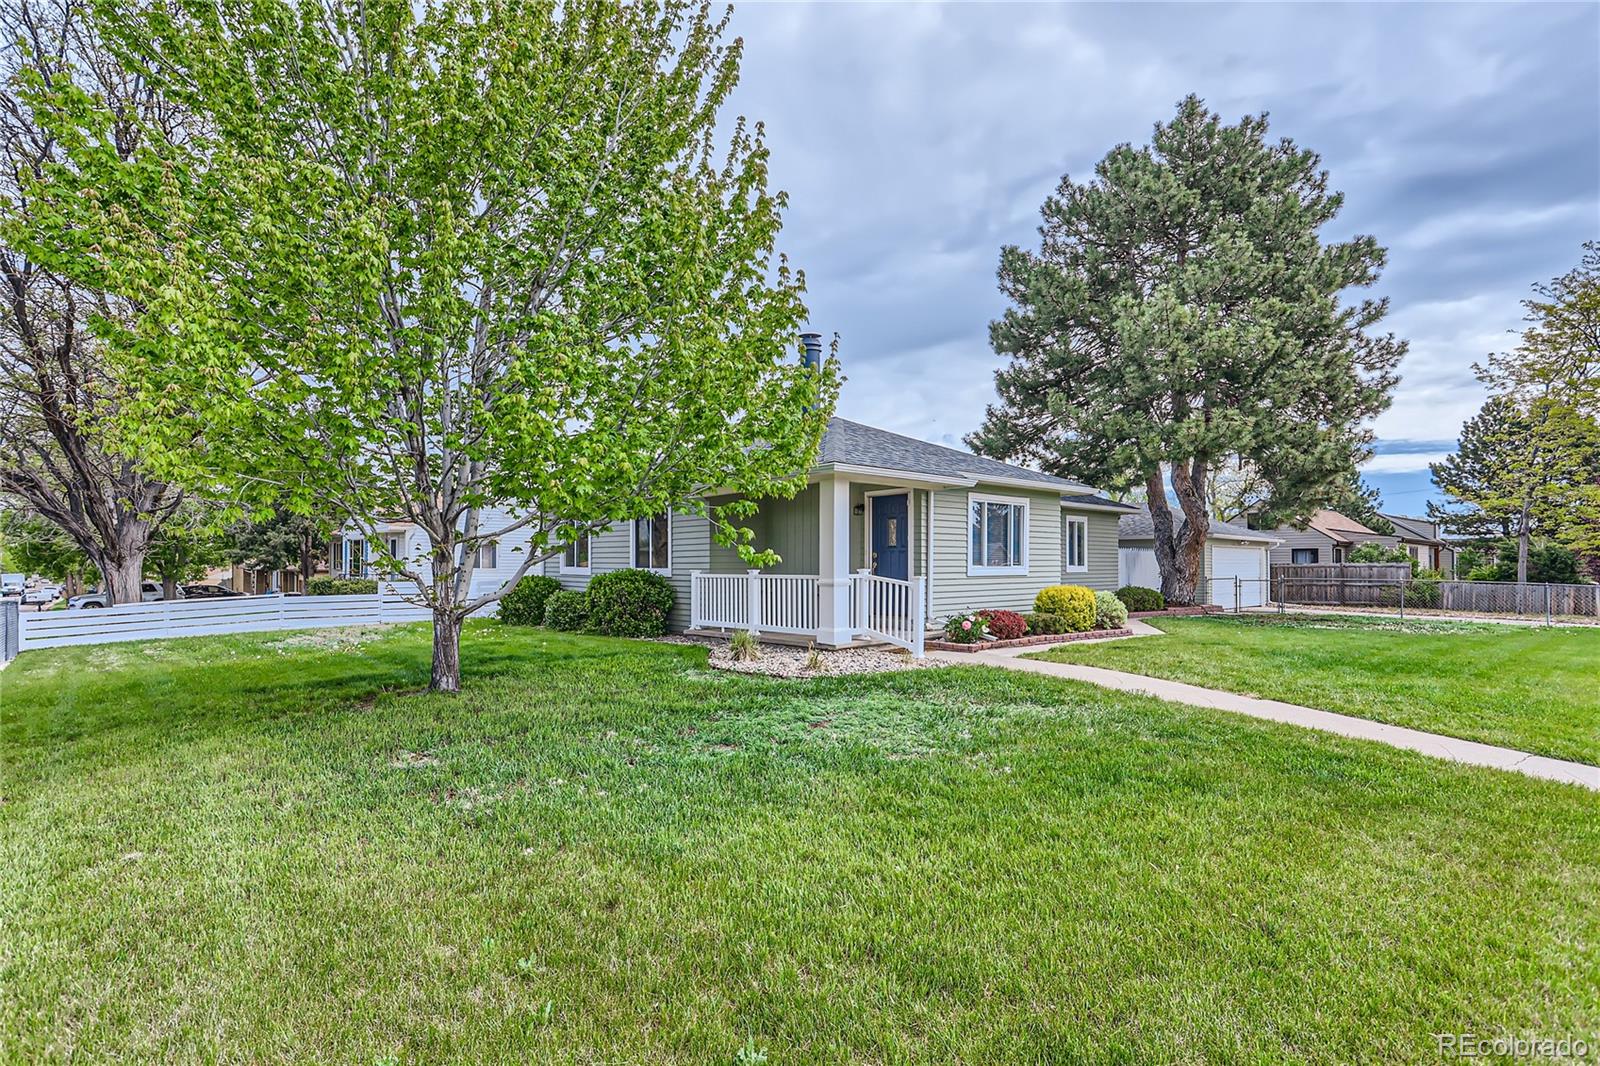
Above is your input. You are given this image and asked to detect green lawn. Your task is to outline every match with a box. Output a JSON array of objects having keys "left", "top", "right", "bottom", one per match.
[
  {"left": 1026, "top": 613, "right": 1600, "bottom": 765},
  {"left": 3, "top": 624, "right": 1597, "bottom": 1063}
]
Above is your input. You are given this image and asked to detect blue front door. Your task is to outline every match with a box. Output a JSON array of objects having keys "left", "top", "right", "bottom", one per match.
[{"left": 871, "top": 493, "right": 909, "bottom": 580}]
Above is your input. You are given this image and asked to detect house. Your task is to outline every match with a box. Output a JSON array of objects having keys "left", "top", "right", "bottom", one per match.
[
  {"left": 1116, "top": 509, "right": 1280, "bottom": 609},
  {"left": 330, "top": 514, "right": 532, "bottom": 601},
  {"left": 1380, "top": 513, "right": 1456, "bottom": 575},
  {"left": 1257, "top": 509, "right": 1399, "bottom": 567},
  {"left": 543, "top": 417, "right": 1129, "bottom": 652}
]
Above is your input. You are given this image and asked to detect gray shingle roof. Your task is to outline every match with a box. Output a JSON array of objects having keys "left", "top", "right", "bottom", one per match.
[
  {"left": 1382, "top": 513, "right": 1443, "bottom": 543},
  {"left": 1118, "top": 508, "right": 1280, "bottom": 544},
  {"left": 817, "top": 417, "right": 1091, "bottom": 491},
  {"left": 1061, "top": 492, "right": 1138, "bottom": 512}
]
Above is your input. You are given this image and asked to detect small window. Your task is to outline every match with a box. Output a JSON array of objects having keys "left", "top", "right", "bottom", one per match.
[
  {"left": 885, "top": 517, "right": 899, "bottom": 548},
  {"left": 634, "top": 513, "right": 670, "bottom": 572},
  {"left": 562, "top": 530, "right": 590, "bottom": 573},
  {"left": 475, "top": 541, "right": 498, "bottom": 570},
  {"left": 969, "top": 495, "right": 1028, "bottom": 573},
  {"left": 1063, "top": 515, "right": 1088, "bottom": 572},
  {"left": 1291, "top": 548, "right": 1318, "bottom": 564}
]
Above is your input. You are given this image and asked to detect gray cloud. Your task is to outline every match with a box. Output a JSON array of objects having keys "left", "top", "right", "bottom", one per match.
[{"left": 723, "top": 2, "right": 1599, "bottom": 489}]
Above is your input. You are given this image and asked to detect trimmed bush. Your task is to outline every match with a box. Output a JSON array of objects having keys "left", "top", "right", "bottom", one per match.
[
  {"left": 1033, "top": 584, "right": 1095, "bottom": 632},
  {"left": 1115, "top": 585, "right": 1165, "bottom": 613},
  {"left": 543, "top": 590, "right": 589, "bottom": 631},
  {"left": 977, "top": 608, "right": 1027, "bottom": 641},
  {"left": 1023, "top": 611, "right": 1071, "bottom": 635},
  {"left": 1094, "top": 590, "right": 1129, "bottom": 630},
  {"left": 942, "top": 611, "right": 990, "bottom": 644},
  {"left": 306, "top": 577, "right": 378, "bottom": 596},
  {"left": 498, "top": 575, "right": 562, "bottom": 627},
  {"left": 585, "top": 568, "right": 674, "bottom": 638}
]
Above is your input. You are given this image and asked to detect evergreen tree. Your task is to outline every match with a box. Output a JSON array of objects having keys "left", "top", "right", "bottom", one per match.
[{"left": 971, "top": 97, "right": 1403, "bottom": 603}]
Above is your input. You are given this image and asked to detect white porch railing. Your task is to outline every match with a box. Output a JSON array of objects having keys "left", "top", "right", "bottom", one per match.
[
  {"left": 689, "top": 570, "right": 818, "bottom": 636},
  {"left": 851, "top": 570, "right": 925, "bottom": 657},
  {"left": 689, "top": 570, "right": 925, "bottom": 656}
]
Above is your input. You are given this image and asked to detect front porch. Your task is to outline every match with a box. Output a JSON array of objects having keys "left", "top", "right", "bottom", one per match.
[{"left": 689, "top": 476, "right": 932, "bottom": 655}]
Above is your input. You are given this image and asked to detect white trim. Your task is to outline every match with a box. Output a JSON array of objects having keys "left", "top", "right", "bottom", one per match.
[
  {"left": 559, "top": 528, "right": 592, "bottom": 575},
  {"left": 966, "top": 491, "right": 1031, "bottom": 576},
  {"left": 1063, "top": 514, "right": 1089, "bottom": 572},
  {"left": 811, "top": 463, "right": 969, "bottom": 489},
  {"left": 1061, "top": 499, "right": 1136, "bottom": 514},
  {"left": 630, "top": 512, "right": 672, "bottom": 575}
]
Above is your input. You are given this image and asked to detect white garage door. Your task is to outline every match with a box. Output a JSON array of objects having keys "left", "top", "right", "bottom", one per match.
[{"left": 1211, "top": 546, "right": 1266, "bottom": 609}]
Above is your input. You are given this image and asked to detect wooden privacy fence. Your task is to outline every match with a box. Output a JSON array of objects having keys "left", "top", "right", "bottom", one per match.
[
  {"left": 16, "top": 590, "right": 439, "bottom": 652},
  {"left": 1268, "top": 565, "right": 1598, "bottom": 618},
  {"left": 1270, "top": 564, "right": 1411, "bottom": 606}
]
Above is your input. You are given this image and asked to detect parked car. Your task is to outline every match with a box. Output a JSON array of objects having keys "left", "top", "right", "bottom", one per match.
[
  {"left": 21, "top": 586, "right": 60, "bottom": 605},
  {"left": 181, "top": 583, "right": 244, "bottom": 599},
  {"left": 1, "top": 574, "right": 24, "bottom": 596},
  {"left": 68, "top": 581, "right": 173, "bottom": 609}
]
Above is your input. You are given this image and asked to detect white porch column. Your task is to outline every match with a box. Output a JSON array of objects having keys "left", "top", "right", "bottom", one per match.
[{"left": 817, "top": 475, "right": 853, "bottom": 647}]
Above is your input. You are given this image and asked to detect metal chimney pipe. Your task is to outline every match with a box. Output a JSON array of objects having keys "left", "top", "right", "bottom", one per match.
[{"left": 799, "top": 332, "right": 823, "bottom": 370}]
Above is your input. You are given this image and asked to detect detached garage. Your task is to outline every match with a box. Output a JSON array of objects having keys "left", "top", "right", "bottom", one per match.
[{"left": 1117, "top": 509, "right": 1280, "bottom": 609}]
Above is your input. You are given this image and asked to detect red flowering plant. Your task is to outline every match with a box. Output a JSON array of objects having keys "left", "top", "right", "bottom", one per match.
[
  {"left": 942, "top": 611, "right": 990, "bottom": 644},
  {"left": 976, "top": 609, "right": 1027, "bottom": 640}
]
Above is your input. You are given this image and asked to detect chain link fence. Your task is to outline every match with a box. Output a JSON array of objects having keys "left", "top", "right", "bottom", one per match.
[{"left": 1192, "top": 575, "right": 1597, "bottom": 624}]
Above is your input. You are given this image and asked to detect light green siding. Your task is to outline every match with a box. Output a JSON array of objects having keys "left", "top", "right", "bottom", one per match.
[
  {"left": 928, "top": 485, "right": 1063, "bottom": 619},
  {"left": 1060, "top": 509, "right": 1120, "bottom": 591}
]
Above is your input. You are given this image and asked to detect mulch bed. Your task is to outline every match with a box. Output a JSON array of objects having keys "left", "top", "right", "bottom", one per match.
[
  {"left": 1128, "top": 606, "right": 1221, "bottom": 618},
  {"left": 927, "top": 627, "right": 1134, "bottom": 653}
]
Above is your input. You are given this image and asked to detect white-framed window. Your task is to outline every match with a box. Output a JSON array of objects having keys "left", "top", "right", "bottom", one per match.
[
  {"left": 633, "top": 512, "right": 671, "bottom": 573},
  {"left": 968, "top": 493, "right": 1029, "bottom": 575},
  {"left": 475, "top": 541, "right": 498, "bottom": 570},
  {"left": 1292, "top": 548, "right": 1318, "bottom": 564},
  {"left": 562, "top": 529, "right": 591, "bottom": 574},
  {"left": 1063, "top": 515, "right": 1088, "bottom": 572}
]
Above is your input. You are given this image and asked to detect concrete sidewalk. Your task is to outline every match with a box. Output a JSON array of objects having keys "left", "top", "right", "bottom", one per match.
[{"left": 932, "top": 641, "right": 1600, "bottom": 791}]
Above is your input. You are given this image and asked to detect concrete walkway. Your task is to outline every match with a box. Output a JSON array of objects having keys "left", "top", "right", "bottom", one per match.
[{"left": 932, "top": 635, "right": 1600, "bottom": 791}]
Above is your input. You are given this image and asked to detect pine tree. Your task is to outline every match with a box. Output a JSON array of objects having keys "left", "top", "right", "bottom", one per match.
[{"left": 971, "top": 96, "right": 1403, "bottom": 603}]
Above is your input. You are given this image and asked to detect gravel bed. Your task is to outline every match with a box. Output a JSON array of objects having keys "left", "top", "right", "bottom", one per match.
[{"left": 657, "top": 635, "right": 945, "bottom": 677}]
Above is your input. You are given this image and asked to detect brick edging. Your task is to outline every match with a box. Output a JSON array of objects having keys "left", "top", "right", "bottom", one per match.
[
  {"left": 1128, "top": 606, "right": 1221, "bottom": 618},
  {"left": 927, "top": 627, "right": 1134, "bottom": 653}
]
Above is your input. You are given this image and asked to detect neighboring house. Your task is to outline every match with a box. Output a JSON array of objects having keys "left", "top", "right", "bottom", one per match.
[
  {"left": 544, "top": 417, "right": 1129, "bottom": 651},
  {"left": 1381, "top": 513, "right": 1456, "bottom": 575},
  {"left": 1117, "top": 509, "right": 1280, "bottom": 609},
  {"left": 330, "top": 512, "right": 533, "bottom": 601},
  {"left": 1255, "top": 509, "right": 1399, "bottom": 567}
]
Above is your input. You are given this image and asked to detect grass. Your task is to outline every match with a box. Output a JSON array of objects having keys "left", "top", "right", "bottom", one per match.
[
  {"left": 3, "top": 623, "right": 1598, "bottom": 1063},
  {"left": 1025, "top": 613, "right": 1600, "bottom": 766}
]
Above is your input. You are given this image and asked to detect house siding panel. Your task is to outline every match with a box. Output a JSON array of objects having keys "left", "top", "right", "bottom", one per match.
[
  {"left": 928, "top": 485, "right": 1064, "bottom": 619},
  {"left": 1062, "top": 509, "right": 1120, "bottom": 591}
]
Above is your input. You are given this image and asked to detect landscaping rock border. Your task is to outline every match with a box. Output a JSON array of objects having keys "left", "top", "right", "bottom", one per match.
[
  {"left": 927, "top": 627, "right": 1134, "bottom": 653},
  {"left": 657, "top": 635, "right": 944, "bottom": 677}
]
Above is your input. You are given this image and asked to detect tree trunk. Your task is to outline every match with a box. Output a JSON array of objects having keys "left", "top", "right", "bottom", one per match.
[
  {"left": 99, "top": 553, "right": 145, "bottom": 606},
  {"left": 162, "top": 575, "right": 178, "bottom": 601},
  {"left": 1516, "top": 496, "right": 1531, "bottom": 585},
  {"left": 1149, "top": 460, "right": 1212, "bottom": 606},
  {"left": 431, "top": 609, "right": 463, "bottom": 693}
]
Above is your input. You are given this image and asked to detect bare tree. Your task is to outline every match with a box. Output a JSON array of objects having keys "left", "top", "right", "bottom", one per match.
[{"left": 0, "top": 0, "right": 184, "bottom": 602}]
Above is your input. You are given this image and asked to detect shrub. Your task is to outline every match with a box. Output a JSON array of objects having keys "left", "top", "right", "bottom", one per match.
[
  {"left": 543, "top": 590, "right": 589, "bottom": 631},
  {"left": 306, "top": 577, "right": 378, "bottom": 596},
  {"left": 1115, "top": 585, "right": 1164, "bottom": 613},
  {"left": 976, "top": 608, "right": 1027, "bottom": 641},
  {"left": 1033, "top": 585, "right": 1095, "bottom": 631},
  {"left": 585, "top": 568, "right": 674, "bottom": 638},
  {"left": 498, "top": 575, "right": 562, "bottom": 627},
  {"left": 1094, "top": 590, "right": 1129, "bottom": 629},
  {"left": 942, "top": 611, "right": 990, "bottom": 643},
  {"left": 729, "top": 629, "right": 761, "bottom": 662},
  {"left": 1023, "top": 611, "right": 1071, "bottom": 635}
]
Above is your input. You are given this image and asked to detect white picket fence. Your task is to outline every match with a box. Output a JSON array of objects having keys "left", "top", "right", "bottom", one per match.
[
  {"left": 851, "top": 571, "right": 925, "bottom": 656},
  {"left": 17, "top": 590, "right": 436, "bottom": 651}
]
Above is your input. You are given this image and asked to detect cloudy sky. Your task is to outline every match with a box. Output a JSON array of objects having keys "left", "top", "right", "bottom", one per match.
[{"left": 723, "top": 2, "right": 1600, "bottom": 513}]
